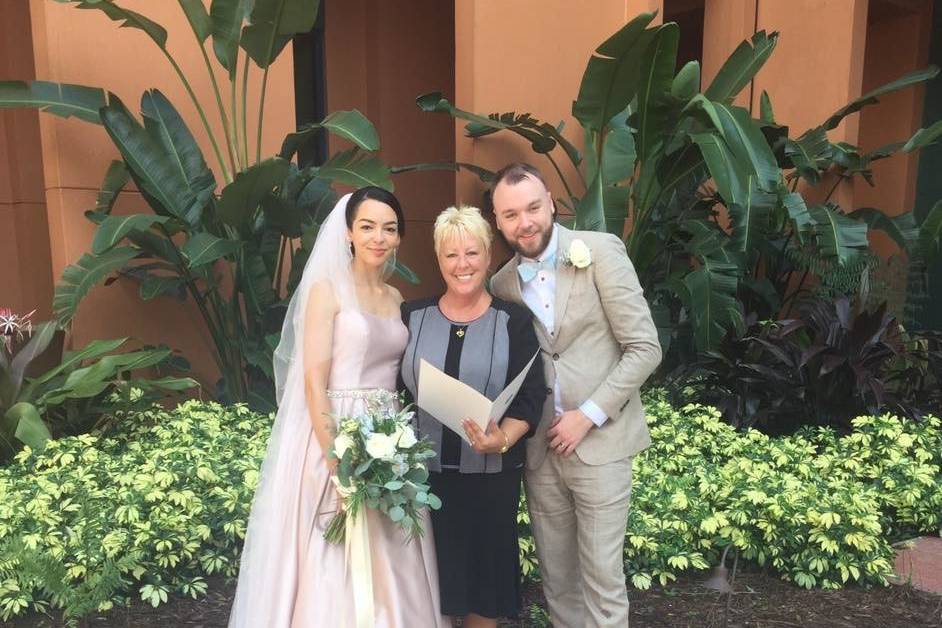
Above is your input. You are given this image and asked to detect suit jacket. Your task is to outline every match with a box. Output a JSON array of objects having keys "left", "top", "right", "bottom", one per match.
[{"left": 491, "top": 225, "right": 662, "bottom": 468}]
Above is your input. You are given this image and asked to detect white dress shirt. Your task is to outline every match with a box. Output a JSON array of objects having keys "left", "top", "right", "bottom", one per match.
[{"left": 518, "top": 226, "right": 608, "bottom": 427}]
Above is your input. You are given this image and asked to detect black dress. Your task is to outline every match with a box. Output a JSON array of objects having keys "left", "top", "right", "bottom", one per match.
[{"left": 400, "top": 296, "right": 546, "bottom": 619}]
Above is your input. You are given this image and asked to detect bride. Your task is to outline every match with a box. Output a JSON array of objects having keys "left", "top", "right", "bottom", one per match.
[{"left": 229, "top": 187, "right": 448, "bottom": 627}]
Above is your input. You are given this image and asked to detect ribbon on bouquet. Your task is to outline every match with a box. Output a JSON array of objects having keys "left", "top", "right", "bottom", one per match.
[{"left": 345, "top": 509, "right": 374, "bottom": 628}]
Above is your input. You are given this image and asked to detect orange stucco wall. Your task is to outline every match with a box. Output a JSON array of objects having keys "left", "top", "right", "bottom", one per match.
[{"left": 18, "top": 0, "right": 296, "bottom": 385}]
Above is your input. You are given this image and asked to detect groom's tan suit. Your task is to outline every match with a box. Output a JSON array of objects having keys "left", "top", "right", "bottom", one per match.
[{"left": 491, "top": 225, "right": 661, "bottom": 627}]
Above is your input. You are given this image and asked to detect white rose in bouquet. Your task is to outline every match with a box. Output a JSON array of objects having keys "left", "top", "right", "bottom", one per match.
[
  {"left": 333, "top": 433, "right": 354, "bottom": 459},
  {"left": 394, "top": 424, "right": 418, "bottom": 448},
  {"left": 365, "top": 432, "right": 398, "bottom": 460}
]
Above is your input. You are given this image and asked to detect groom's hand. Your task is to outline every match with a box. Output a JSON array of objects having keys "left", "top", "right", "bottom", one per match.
[{"left": 548, "top": 410, "right": 593, "bottom": 457}]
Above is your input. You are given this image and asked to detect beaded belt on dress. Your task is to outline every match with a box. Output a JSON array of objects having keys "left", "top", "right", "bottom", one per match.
[{"left": 326, "top": 388, "right": 397, "bottom": 404}]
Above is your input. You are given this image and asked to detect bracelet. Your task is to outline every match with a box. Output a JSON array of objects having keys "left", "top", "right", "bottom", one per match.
[{"left": 498, "top": 428, "right": 510, "bottom": 454}]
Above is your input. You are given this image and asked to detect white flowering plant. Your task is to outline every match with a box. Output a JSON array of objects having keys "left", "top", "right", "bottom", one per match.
[{"left": 324, "top": 401, "right": 441, "bottom": 544}]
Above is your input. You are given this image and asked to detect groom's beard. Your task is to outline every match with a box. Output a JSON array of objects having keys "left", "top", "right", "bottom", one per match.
[{"left": 503, "top": 224, "right": 553, "bottom": 259}]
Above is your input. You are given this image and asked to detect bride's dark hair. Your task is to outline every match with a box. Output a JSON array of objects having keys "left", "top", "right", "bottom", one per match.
[{"left": 345, "top": 186, "right": 406, "bottom": 237}]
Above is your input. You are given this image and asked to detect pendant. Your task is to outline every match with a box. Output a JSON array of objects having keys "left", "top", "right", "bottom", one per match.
[{"left": 456, "top": 328, "right": 466, "bottom": 338}]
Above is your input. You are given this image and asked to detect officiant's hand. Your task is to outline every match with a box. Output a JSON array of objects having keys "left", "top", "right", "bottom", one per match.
[
  {"left": 548, "top": 410, "right": 593, "bottom": 457},
  {"left": 462, "top": 419, "right": 507, "bottom": 455}
]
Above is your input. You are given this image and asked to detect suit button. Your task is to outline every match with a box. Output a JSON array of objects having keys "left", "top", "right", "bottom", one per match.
[
  {"left": 552, "top": 353, "right": 559, "bottom": 361},
  {"left": 545, "top": 387, "right": 552, "bottom": 395}
]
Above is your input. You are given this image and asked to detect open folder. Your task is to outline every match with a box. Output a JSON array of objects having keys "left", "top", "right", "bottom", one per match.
[{"left": 416, "top": 352, "right": 539, "bottom": 445}]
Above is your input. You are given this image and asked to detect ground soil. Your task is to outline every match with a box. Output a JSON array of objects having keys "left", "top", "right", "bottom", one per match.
[{"left": 7, "top": 565, "right": 941, "bottom": 628}]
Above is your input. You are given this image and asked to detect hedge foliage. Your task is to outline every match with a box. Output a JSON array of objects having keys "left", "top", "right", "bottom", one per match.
[{"left": 0, "top": 399, "right": 939, "bottom": 621}]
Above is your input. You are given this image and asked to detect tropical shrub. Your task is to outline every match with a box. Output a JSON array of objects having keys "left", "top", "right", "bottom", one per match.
[
  {"left": 0, "top": 399, "right": 938, "bottom": 622},
  {"left": 1, "top": 314, "right": 196, "bottom": 462},
  {"left": 418, "top": 13, "right": 942, "bottom": 363},
  {"left": 0, "top": 401, "right": 265, "bottom": 621},
  {"left": 518, "top": 396, "right": 941, "bottom": 592}
]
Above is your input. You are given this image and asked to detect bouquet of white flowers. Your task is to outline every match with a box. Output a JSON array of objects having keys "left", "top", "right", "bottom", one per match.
[{"left": 323, "top": 400, "right": 441, "bottom": 544}]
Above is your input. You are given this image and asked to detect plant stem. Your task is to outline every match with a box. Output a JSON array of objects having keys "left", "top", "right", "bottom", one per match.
[
  {"left": 241, "top": 55, "right": 251, "bottom": 168},
  {"left": 256, "top": 1, "right": 288, "bottom": 164},
  {"left": 545, "top": 152, "right": 576, "bottom": 203},
  {"left": 189, "top": 16, "right": 239, "bottom": 182},
  {"left": 162, "top": 50, "right": 232, "bottom": 184},
  {"left": 230, "top": 55, "right": 244, "bottom": 173}
]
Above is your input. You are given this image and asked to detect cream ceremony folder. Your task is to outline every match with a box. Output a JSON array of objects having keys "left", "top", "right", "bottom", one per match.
[{"left": 417, "top": 352, "right": 539, "bottom": 444}]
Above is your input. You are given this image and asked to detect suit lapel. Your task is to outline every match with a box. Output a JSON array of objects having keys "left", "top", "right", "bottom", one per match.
[{"left": 554, "top": 226, "right": 575, "bottom": 332}]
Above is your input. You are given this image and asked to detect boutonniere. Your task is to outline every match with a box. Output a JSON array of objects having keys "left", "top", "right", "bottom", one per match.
[{"left": 562, "top": 239, "right": 592, "bottom": 269}]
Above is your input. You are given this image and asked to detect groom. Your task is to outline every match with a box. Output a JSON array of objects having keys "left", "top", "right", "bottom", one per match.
[{"left": 489, "top": 163, "right": 661, "bottom": 627}]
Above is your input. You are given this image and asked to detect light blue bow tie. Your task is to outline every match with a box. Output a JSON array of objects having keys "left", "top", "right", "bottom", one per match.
[{"left": 517, "top": 251, "right": 557, "bottom": 283}]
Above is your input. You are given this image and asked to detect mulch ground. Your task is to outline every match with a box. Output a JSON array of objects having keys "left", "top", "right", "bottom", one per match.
[{"left": 6, "top": 565, "right": 941, "bottom": 628}]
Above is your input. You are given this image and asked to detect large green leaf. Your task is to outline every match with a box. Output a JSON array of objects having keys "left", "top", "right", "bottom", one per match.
[
  {"left": 280, "top": 109, "right": 379, "bottom": 158},
  {"left": 101, "top": 94, "right": 198, "bottom": 221},
  {"left": 902, "top": 119, "right": 942, "bottom": 153},
  {"left": 211, "top": 0, "right": 252, "bottom": 74},
  {"left": 182, "top": 232, "right": 242, "bottom": 267},
  {"left": 704, "top": 30, "right": 778, "bottom": 102},
  {"left": 712, "top": 103, "right": 779, "bottom": 190},
  {"left": 822, "top": 65, "right": 940, "bottom": 131},
  {"left": 0, "top": 81, "right": 106, "bottom": 124},
  {"left": 5, "top": 403, "right": 52, "bottom": 449},
  {"left": 781, "top": 191, "right": 814, "bottom": 242},
  {"left": 683, "top": 257, "right": 742, "bottom": 351},
  {"left": 572, "top": 13, "right": 658, "bottom": 131},
  {"left": 318, "top": 149, "right": 393, "bottom": 191},
  {"left": 54, "top": 247, "right": 140, "bottom": 325},
  {"left": 140, "top": 275, "right": 186, "bottom": 301},
  {"left": 240, "top": 249, "right": 278, "bottom": 315},
  {"left": 141, "top": 89, "right": 216, "bottom": 224},
  {"left": 417, "top": 92, "right": 510, "bottom": 133},
  {"left": 635, "top": 23, "right": 679, "bottom": 165},
  {"left": 691, "top": 132, "right": 750, "bottom": 206},
  {"left": 241, "top": 0, "right": 320, "bottom": 68},
  {"left": 728, "top": 181, "right": 775, "bottom": 256},
  {"left": 671, "top": 61, "right": 700, "bottom": 101},
  {"left": 218, "top": 157, "right": 291, "bottom": 228},
  {"left": 759, "top": 90, "right": 775, "bottom": 124},
  {"left": 919, "top": 199, "right": 942, "bottom": 261},
  {"left": 601, "top": 120, "right": 636, "bottom": 186},
  {"left": 67, "top": 1, "right": 168, "bottom": 48},
  {"left": 785, "top": 127, "right": 830, "bottom": 185},
  {"left": 92, "top": 214, "right": 170, "bottom": 254},
  {"left": 179, "top": 0, "right": 212, "bottom": 42},
  {"left": 393, "top": 259, "right": 421, "bottom": 286},
  {"left": 93, "top": 161, "right": 131, "bottom": 216},
  {"left": 6, "top": 322, "right": 57, "bottom": 401},
  {"left": 26, "top": 338, "right": 128, "bottom": 390},
  {"left": 807, "top": 204, "right": 869, "bottom": 265},
  {"left": 847, "top": 208, "right": 918, "bottom": 252}
]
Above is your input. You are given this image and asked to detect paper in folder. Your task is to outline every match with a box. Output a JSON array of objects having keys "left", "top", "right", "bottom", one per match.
[{"left": 416, "top": 352, "right": 539, "bottom": 445}]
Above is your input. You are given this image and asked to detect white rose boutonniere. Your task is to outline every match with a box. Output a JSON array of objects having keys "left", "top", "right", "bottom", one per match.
[{"left": 566, "top": 238, "right": 592, "bottom": 269}]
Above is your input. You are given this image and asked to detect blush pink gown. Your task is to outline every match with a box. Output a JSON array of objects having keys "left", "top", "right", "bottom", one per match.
[{"left": 289, "top": 310, "right": 448, "bottom": 627}]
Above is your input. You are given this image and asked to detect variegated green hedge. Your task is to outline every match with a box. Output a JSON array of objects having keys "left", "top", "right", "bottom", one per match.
[
  {"left": 1, "top": 399, "right": 940, "bottom": 622},
  {"left": 0, "top": 402, "right": 267, "bottom": 622}
]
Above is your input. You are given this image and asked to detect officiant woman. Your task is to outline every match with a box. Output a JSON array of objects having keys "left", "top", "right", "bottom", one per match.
[{"left": 399, "top": 205, "right": 546, "bottom": 627}]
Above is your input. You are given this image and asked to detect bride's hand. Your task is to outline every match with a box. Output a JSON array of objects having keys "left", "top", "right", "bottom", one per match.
[{"left": 462, "top": 419, "right": 509, "bottom": 455}]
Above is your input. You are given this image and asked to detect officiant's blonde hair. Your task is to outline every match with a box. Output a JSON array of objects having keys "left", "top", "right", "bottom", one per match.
[{"left": 433, "top": 205, "right": 493, "bottom": 256}]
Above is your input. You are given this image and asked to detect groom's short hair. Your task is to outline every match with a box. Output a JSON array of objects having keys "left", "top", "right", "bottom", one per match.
[{"left": 491, "top": 162, "right": 548, "bottom": 193}]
